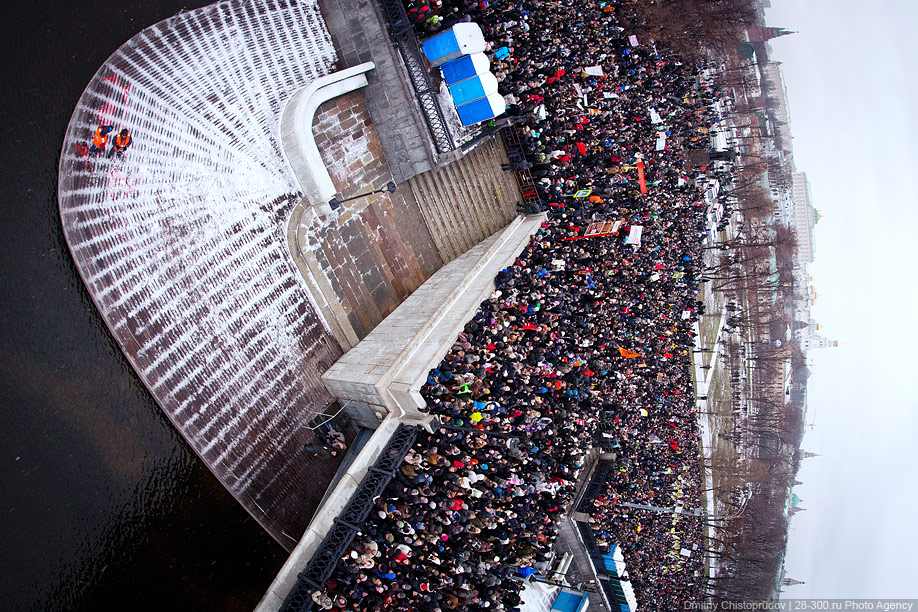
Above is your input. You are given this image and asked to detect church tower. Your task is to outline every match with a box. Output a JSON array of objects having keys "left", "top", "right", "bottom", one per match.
[{"left": 747, "top": 26, "right": 795, "bottom": 43}]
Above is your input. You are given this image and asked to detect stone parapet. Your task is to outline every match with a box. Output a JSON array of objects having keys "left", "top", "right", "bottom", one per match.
[
  {"left": 279, "top": 62, "right": 376, "bottom": 215},
  {"left": 322, "top": 213, "right": 546, "bottom": 420}
]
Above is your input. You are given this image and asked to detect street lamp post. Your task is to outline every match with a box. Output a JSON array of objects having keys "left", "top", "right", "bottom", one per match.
[{"left": 328, "top": 181, "right": 397, "bottom": 210}]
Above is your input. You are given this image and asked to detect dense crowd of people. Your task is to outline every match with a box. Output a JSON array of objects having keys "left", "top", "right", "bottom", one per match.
[{"left": 311, "top": 0, "right": 735, "bottom": 609}]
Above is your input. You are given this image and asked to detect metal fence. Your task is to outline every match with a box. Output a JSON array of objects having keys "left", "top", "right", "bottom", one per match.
[
  {"left": 575, "top": 519, "right": 608, "bottom": 571},
  {"left": 499, "top": 127, "right": 544, "bottom": 206},
  {"left": 576, "top": 458, "right": 613, "bottom": 514},
  {"left": 378, "top": 0, "right": 456, "bottom": 154},
  {"left": 279, "top": 424, "right": 420, "bottom": 612}
]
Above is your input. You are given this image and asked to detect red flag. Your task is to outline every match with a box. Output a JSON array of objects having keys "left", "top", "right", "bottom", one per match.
[{"left": 637, "top": 160, "right": 647, "bottom": 194}]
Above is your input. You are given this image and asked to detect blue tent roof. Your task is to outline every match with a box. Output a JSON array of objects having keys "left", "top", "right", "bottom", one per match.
[{"left": 551, "top": 590, "right": 590, "bottom": 612}]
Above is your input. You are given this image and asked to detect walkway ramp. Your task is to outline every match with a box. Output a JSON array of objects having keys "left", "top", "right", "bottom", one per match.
[{"left": 57, "top": 0, "right": 344, "bottom": 548}]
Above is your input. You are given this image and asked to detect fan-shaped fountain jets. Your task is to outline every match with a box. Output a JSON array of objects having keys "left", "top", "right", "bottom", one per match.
[{"left": 58, "top": 0, "right": 349, "bottom": 546}]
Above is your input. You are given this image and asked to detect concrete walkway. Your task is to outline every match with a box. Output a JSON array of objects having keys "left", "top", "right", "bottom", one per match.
[{"left": 690, "top": 207, "right": 742, "bottom": 578}]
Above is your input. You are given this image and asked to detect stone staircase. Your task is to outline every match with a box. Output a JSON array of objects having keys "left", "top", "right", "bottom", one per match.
[{"left": 409, "top": 137, "right": 522, "bottom": 263}]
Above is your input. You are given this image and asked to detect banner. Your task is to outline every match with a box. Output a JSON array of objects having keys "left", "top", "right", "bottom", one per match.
[
  {"left": 584, "top": 221, "right": 604, "bottom": 236},
  {"left": 625, "top": 225, "right": 643, "bottom": 247},
  {"left": 618, "top": 346, "right": 641, "bottom": 358},
  {"left": 649, "top": 108, "right": 663, "bottom": 124},
  {"left": 584, "top": 220, "right": 621, "bottom": 237},
  {"left": 629, "top": 34, "right": 639, "bottom": 46},
  {"left": 584, "top": 65, "right": 605, "bottom": 76}
]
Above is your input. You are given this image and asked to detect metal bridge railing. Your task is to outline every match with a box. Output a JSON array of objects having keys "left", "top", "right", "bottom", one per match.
[
  {"left": 378, "top": 0, "right": 456, "bottom": 154},
  {"left": 279, "top": 424, "right": 420, "bottom": 612}
]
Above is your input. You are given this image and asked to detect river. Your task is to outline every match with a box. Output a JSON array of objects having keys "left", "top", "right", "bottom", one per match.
[{"left": 0, "top": 1, "right": 288, "bottom": 610}]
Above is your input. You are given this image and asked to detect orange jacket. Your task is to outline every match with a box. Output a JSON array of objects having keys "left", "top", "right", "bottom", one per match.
[
  {"left": 114, "top": 132, "right": 132, "bottom": 152},
  {"left": 92, "top": 126, "right": 111, "bottom": 149}
]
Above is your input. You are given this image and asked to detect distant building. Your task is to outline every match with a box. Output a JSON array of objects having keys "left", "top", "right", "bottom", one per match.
[
  {"left": 800, "top": 334, "right": 838, "bottom": 351},
  {"left": 796, "top": 318, "right": 837, "bottom": 351},
  {"left": 791, "top": 172, "right": 816, "bottom": 263},
  {"left": 787, "top": 493, "right": 806, "bottom": 517},
  {"left": 776, "top": 566, "right": 806, "bottom": 595}
]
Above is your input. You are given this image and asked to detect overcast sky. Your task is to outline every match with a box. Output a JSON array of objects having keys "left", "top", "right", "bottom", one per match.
[{"left": 763, "top": 0, "right": 918, "bottom": 598}]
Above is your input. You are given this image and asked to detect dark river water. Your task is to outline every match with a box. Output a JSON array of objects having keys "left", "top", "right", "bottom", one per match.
[{"left": 0, "top": 2, "right": 288, "bottom": 610}]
